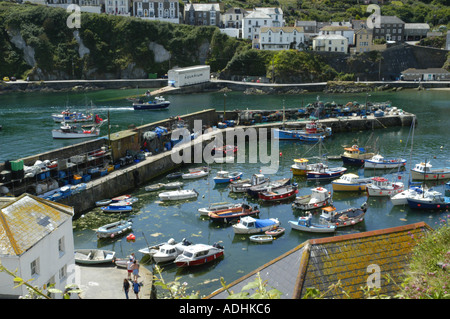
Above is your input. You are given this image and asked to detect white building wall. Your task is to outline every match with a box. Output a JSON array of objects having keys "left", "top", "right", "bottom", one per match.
[
  {"left": 168, "top": 65, "right": 210, "bottom": 87},
  {"left": 0, "top": 219, "right": 75, "bottom": 299}
]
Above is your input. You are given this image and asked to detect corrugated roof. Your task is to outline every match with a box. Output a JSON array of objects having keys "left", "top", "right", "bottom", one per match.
[
  {"left": 207, "top": 222, "right": 431, "bottom": 299},
  {"left": 0, "top": 194, "right": 73, "bottom": 256}
]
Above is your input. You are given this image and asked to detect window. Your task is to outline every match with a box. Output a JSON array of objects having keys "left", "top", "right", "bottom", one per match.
[
  {"left": 58, "top": 237, "right": 65, "bottom": 257},
  {"left": 59, "top": 265, "right": 67, "bottom": 281},
  {"left": 31, "top": 258, "right": 40, "bottom": 277}
]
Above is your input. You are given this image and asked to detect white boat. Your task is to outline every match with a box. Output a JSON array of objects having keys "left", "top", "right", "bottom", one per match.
[
  {"left": 152, "top": 238, "right": 193, "bottom": 263},
  {"left": 319, "top": 202, "right": 367, "bottom": 228},
  {"left": 96, "top": 219, "right": 132, "bottom": 238},
  {"left": 95, "top": 199, "right": 112, "bottom": 206},
  {"left": 198, "top": 202, "right": 244, "bottom": 216},
  {"left": 158, "top": 189, "right": 198, "bottom": 201},
  {"left": 411, "top": 161, "right": 450, "bottom": 181},
  {"left": 232, "top": 216, "right": 280, "bottom": 234},
  {"left": 145, "top": 183, "right": 166, "bottom": 192},
  {"left": 292, "top": 186, "right": 332, "bottom": 210},
  {"left": 364, "top": 154, "right": 407, "bottom": 170},
  {"left": 182, "top": 170, "right": 208, "bottom": 179},
  {"left": 164, "top": 181, "right": 184, "bottom": 189},
  {"left": 52, "top": 123, "right": 100, "bottom": 139},
  {"left": 288, "top": 214, "right": 336, "bottom": 233},
  {"left": 366, "top": 177, "right": 404, "bottom": 196},
  {"left": 51, "top": 110, "right": 93, "bottom": 123},
  {"left": 174, "top": 243, "right": 224, "bottom": 267},
  {"left": 390, "top": 184, "right": 426, "bottom": 206},
  {"left": 138, "top": 238, "right": 178, "bottom": 256},
  {"left": 74, "top": 249, "right": 116, "bottom": 264},
  {"left": 249, "top": 234, "right": 274, "bottom": 243}
]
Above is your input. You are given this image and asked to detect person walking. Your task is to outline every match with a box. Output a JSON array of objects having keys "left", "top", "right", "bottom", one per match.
[
  {"left": 133, "top": 280, "right": 140, "bottom": 299},
  {"left": 126, "top": 258, "right": 133, "bottom": 280},
  {"left": 123, "top": 279, "right": 130, "bottom": 299},
  {"left": 132, "top": 260, "right": 140, "bottom": 281}
]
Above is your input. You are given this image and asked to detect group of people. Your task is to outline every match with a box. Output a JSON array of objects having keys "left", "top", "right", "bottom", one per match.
[{"left": 122, "top": 253, "right": 142, "bottom": 299}]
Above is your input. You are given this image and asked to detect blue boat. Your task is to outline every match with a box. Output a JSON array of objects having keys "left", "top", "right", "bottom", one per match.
[
  {"left": 341, "top": 145, "right": 375, "bottom": 166},
  {"left": 407, "top": 191, "right": 450, "bottom": 210},
  {"left": 96, "top": 219, "right": 133, "bottom": 238},
  {"left": 274, "top": 129, "right": 325, "bottom": 143},
  {"left": 100, "top": 205, "right": 133, "bottom": 213},
  {"left": 213, "top": 171, "right": 243, "bottom": 184}
]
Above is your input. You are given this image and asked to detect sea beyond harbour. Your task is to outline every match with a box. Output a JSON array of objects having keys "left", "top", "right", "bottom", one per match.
[{"left": 1, "top": 87, "right": 449, "bottom": 297}]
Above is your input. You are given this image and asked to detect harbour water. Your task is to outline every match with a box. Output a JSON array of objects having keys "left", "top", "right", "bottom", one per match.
[{"left": 1, "top": 88, "right": 449, "bottom": 297}]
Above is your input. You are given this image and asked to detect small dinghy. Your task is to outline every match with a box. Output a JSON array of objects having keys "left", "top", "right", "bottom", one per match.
[
  {"left": 145, "top": 183, "right": 166, "bottom": 192},
  {"left": 265, "top": 227, "right": 285, "bottom": 237},
  {"left": 249, "top": 234, "right": 274, "bottom": 243},
  {"left": 96, "top": 219, "right": 132, "bottom": 238},
  {"left": 164, "top": 181, "right": 184, "bottom": 189},
  {"left": 166, "top": 171, "right": 183, "bottom": 179},
  {"left": 96, "top": 199, "right": 112, "bottom": 207},
  {"left": 101, "top": 205, "right": 133, "bottom": 213},
  {"left": 74, "top": 249, "right": 116, "bottom": 265},
  {"left": 158, "top": 189, "right": 198, "bottom": 201}
]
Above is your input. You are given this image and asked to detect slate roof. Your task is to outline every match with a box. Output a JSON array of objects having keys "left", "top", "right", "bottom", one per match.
[
  {"left": 260, "top": 26, "right": 304, "bottom": 33},
  {"left": 207, "top": 222, "right": 431, "bottom": 299},
  {"left": 0, "top": 194, "right": 73, "bottom": 256}
]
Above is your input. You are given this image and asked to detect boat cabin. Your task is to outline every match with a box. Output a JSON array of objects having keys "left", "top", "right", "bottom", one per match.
[
  {"left": 339, "top": 173, "right": 359, "bottom": 183},
  {"left": 298, "top": 215, "right": 313, "bottom": 226},
  {"left": 311, "top": 187, "right": 329, "bottom": 200},
  {"left": 293, "top": 158, "right": 309, "bottom": 169},
  {"left": 251, "top": 174, "right": 266, "bottom": 185},
  {"left": 320, "top": 206, "right": 337, "bottom": 220},
  {"left": 413, "top": 162, "right": 432, "bottom": 173},
  {"left": 371, "top": 177, "right": 390, "bottom": 187}
]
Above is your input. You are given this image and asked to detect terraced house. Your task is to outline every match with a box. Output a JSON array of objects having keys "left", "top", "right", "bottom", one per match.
[
  {"left": 132, "top": 0, "right": 181, "bottom": 24},
  {"left": 258, "top": 26, "right": 305, "bottom": 51}
]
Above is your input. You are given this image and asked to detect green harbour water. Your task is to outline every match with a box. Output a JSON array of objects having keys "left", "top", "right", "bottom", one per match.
[{"left": 1, "top": 87, "right": 449, "bottom": 297}]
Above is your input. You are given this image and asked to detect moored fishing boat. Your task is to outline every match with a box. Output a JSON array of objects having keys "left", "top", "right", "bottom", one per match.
[
  {"left": 51, "top": 110, "right": 93, "bottom": 123},
  {"left": 152, "top": 238, "right": 193, "bottom": 263},
  {"left": 198, "top": 202, "right": 244, "bottom": 216},
  {"left": 406, "top": 190, "right": 450, "bottom": 210},
  {"left": 410, "top": 162, "right": 450, "bottom": 181},
  {"left": 390, "top": 183, "right": 426, "bottom": 206},
  {"left": 341, "top": 145, "right": 375, "bottom": 166},
  {"left": 208, "top": 204, "right": 260, "bottom": 223},
  {"left": 158, "top": 189, "right": 198, "bottom": 201},
  {"left": 320, "top": 202, "right": 367, "bottom": 228},
  {"left": 258, "top": 184, "right": 298, "bottom": 202},
  {"left": 164, "top": 181, "right": 184, "bottom": 189},
  {"left": 291, "top": 158, "right": 311, "bottom": 176},
  {"left": 229, "top": 174, "right": 268, "bottom": 193},
  {"left": 288, "top": 214, "right": 336, "bottom": 233},
  {"left": 96, "top": 219, "right": 133, "bottom": 238},
  {"left": 182, "top": 168, "right": 209, "bottom": 179},
  {"left": 292, "top": 186, "right": 332, "bottom": 210},
  {"left": 174, "top": 243, "right": 224, "bottom": 267},
  {"left": 306, "top": 164, "right": 347, "bottom": 180},
  {"left": 331, "top": 173, "right": 372, "bottom": 192},
  {"left": 247, "top": 177, "right": 291, "bottom": 198},
  {"left": 366, "top": 177, "right": 404, "bottom": 197},
  {"left": 232, "top": 216, "right": 280, "bottom": 234},
  {"left": 52, "top": 123, "right": 100, "bottom": 139},
  {"left": 364, "top": 154, "right": 407, "bottom": 170},
  {"left": 100, "top": 205, "right": 133, "bottom": 213},
  {"left": 213, "top": 171, "right": 243, "bottom": 184}
]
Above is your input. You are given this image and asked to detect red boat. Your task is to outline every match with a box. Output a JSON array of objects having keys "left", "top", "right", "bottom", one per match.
[
  {"left": 258, "top": 184, "right": 298, "bottom": 202},
  {"left": 174, "top": 243, "right": 224, "bottom": 267}
]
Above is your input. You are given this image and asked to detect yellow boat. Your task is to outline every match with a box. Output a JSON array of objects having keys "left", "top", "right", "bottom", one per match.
[
  {"left": 341, "top": 145, "right": 375, "bottom": 166},
  {"left": 291, "top": 158, "right": 310, "bottom": 176},
  {"left": 331, "top": 173, "right": 372, "bottom": 192}
]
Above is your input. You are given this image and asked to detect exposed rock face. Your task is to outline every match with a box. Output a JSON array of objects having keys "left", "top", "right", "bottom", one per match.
[
  {"left": 7, "top": 29, "right": 36, "bottom": 67},
  {"left": 73, "top": 30, "right": 90, "bottom": 58},
  {"left": 149, "top": 42, "right": 171, "bottom": 63}
]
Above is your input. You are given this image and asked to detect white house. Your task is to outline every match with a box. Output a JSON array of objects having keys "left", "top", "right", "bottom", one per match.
[
  {"left": 242, "top": 7, "right": 284, "bottom": 46},
  {"left": 319, "top": 25, "right": 355, "bottom": 46},
  {"left": 0, "top": 194, "right": 75, "bottom": 299},
  {"left": 259, "top": 27, "right": 305, "bottom": 51},
  {"left": 105, "top": 0, "right": 130, "bottom": 16},
  {"left": 313, "top": 34, "right": 348, "bottom": 53}
]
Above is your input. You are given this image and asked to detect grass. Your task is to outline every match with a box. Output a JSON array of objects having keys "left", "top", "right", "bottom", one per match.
[{"left": 398, "top": 215, "right": 450, "bottom": 299}]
